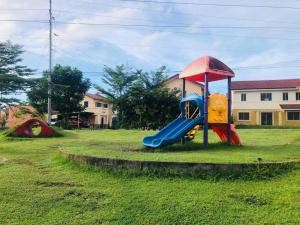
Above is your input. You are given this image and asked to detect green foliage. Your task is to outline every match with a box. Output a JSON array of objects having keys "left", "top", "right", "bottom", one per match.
[
  {"left": 96, "top": 65, "right": 180, "bottom": 129},
  {"left": 0, "top": 41, "right": 35, "bottom": 105},
  {"left": 27, "top": 65, "right": 91, "bottom": 127}
]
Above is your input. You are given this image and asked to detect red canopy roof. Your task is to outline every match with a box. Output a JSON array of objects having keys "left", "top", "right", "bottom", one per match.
[{"left": 179, "top": 56, "right": 235, "bottom": 82}]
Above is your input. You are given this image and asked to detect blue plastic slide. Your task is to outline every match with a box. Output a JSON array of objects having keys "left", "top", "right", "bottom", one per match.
[
  {"left": 143, "top": 93, "right": 204, "bottom": 148},
  {"left": 143, "top": 116, "right": 203, "bottom": 148}
]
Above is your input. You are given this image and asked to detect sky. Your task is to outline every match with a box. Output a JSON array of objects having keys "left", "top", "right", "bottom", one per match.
[{"left": 1, "top": 0, "right": 300, "bottom": 96}]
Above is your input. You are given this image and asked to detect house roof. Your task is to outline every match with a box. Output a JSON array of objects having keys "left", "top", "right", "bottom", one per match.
[
  {"left": 232, "top": 79, "right": 300, "bottom": 90},
  {"left": 280, "top": 104, "right": 300, "bottom": 110},
  {"left": 85, "top": 93, "right": 108, "bottom": 101},
  {"left": 166, "top": 74, "right": 204, "bottom": 87}
]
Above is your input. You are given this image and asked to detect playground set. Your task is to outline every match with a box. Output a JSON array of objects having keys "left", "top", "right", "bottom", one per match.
[{"left": 143, "top": 56, "right": 241, "bottom": 148}]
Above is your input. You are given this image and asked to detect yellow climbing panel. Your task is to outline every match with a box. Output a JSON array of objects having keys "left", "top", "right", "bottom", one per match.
[{"left": 208, "top": 93, "right": 228, "bottom": 124}]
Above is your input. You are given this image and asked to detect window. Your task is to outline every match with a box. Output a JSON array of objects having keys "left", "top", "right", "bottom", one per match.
[
  {"left": 283, "top": 92, "right": 288, "bottom": 101},
  {"left": 238, "top": 112, "right": 250, "bottom": 121},
  {"left": 103, "top": 103, "right": 108, "bottom": 108},
  {"left": 241, "top": 93, "right": 246, "bottom": 101},
  {"left": 95, "top": 102, "right": 102, "bottom": 107},
  {"left": 84, "top": 101, "right": 89, "bottom": 107},
  {"left": 296, "top": 92, "right": 300, "bottom": 101},
  {"left": 261, "top": 93, "right": 272, "bottom": 101},
  {"left": 287, "top": 111, "right": 300, "bottom": 121}
]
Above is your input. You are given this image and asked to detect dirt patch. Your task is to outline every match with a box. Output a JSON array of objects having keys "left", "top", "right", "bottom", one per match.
[
  {"left": 0, "top": 156, "right": 8, "bottom": 164},
  {"left": 35, "top": 181, "right": 83, "bottom": 187},
  {"left": 229, "top": 194, "right": 270, "bottom": 206},
  {"left": 64, "top": 189, "right": 106, "bottom": 200},
  {"left": 11, "top": 159, "right": 35, "bottom": 166}
]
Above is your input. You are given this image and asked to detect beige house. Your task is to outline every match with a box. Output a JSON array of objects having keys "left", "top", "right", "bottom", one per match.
[
  {"left": 81, "top": 93, "right": 114, "bottom": 128},
  {"left": 232, "top": 79, "right": 300, "bottom": 126},
  {"left": 164, "top": 74, "right": 203, "bottom": 96}
]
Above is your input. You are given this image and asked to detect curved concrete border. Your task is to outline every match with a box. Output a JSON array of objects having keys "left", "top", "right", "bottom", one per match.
[{"left": 59, "top": 150, "right": 300, "bottom": 178}]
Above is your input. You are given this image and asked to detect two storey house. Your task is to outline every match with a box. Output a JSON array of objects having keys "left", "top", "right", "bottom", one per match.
[
  {"left": 232, "top": 79, "right": 300, "bottom": 126},
  {"left": 81, "top": 93, "right": 114, "bottom": 128}
]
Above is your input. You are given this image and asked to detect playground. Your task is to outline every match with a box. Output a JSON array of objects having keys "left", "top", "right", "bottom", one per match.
[{"left": 1, "top": 56, "right": 300, "bottom": 224}]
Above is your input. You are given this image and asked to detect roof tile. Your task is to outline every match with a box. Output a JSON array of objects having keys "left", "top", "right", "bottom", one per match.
[{"left": 232, "top": 79, "right": 300, "bottom": 90}]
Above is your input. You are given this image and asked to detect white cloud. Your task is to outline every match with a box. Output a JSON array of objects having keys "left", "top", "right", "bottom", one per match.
[{"left": 0, "top": 0, "right": 299, "bottom": 89}]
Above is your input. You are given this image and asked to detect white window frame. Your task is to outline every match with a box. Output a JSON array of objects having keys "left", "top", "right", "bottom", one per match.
[
  {"left": 83, "top": 101, "right": 89, "bottom": 108},
  {"left": 296, "top": 92, "right": 300, "bottom": 101},
  {"left": 238, "top": 111, "right": 251, "bottom": 121},
  {"left": 260, "top": 93, "right": 272, "bottom": 101},
  {"left": 95, "top": 102, "right": 102, "bottom": 108},
  {"left": 241, "top": 93, "right": 246, "bottom": 102},
  {"left": 286, "top": 111, "right": 300, "bottom": 121},
  {"left": 260, "top": 111, "right": 274, "bottom": 125},
  {"left": 282, "top": 92, "right": 288, "bottom": 101}
]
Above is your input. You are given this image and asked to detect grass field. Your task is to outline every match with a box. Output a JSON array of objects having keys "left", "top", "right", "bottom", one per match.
[
  {"left": 61, "top": 129, "right": 300, "bottom": 163},
  {"left": 0, "top": 129, "right": 300, "bottom": 224}
]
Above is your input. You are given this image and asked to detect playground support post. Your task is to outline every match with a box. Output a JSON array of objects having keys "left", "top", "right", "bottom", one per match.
[
  {"left": 182, "top": 78, "right": 186, "bottom": 98},
  {"left": 227, "top": 77, "right": 232, "bottom": 145},
  {"left": 203, "top": 72, "right": 209, "bottom": 147},
  {"left": 181, "top": 78, "right": 186, "bottom": 144}
]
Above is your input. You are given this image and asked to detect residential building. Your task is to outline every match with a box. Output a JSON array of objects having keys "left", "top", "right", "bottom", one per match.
[
  {"left": 81, "top": 93, "right": 114, "bottom": 128},
  {"left": 164, "top": 74, "right": 204, "bottom": 96},
  {"left": 232, "top": 78, "right": 300, "bottom": 126}
]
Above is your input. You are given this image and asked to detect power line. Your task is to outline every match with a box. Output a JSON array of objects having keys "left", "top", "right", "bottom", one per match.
[
  {"left": 0, "top": 8, "right": 48, "bottom": 11},
  {"left": 234, "top": 59, "right": 300, "bottom": 69},
  {"left": 3, "top": 19, "right": 300, "bottom": 31},
  {"left": 1, "top": 20, "right": 300, "bottom": 43},
  {"left": 55, "top": 20, "right": 300, "bottom": 30},
  {"left": 52, "top": 9, "right": 299, "bottom": 26},
  {"left": 0, "top": 19, "right": 47, "bottom": 23},
  {"left": 119, "top": 0, "right": 300, "bottom": 10}
]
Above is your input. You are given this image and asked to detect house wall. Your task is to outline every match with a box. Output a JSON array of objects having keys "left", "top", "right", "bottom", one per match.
[
  {"left": 232, "top": 88, "right": 300, "bottom": 126},
  {"left": 232, "top": 88, "right": 299, "bottom": 110},
  {"left": 81, "top": 95, "right": 113, "bottom": 127},
  {"left": 164, "top": 78, "right": 203, "bottom": 96}
]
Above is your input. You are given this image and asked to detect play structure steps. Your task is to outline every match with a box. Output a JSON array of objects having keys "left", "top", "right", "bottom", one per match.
[{"left": 185, "top": 125, "right": 201, "bottom": 140}]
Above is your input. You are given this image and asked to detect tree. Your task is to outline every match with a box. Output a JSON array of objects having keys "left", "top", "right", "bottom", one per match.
[
  {"left": 95, "top": 65, "right": 137, "bottom": 98},
  {"left": 27, "top": 65, "right": 91, "bottom": 127},
  {"left": 0, "top": 41, "right": 35, "bottom": 106},
  {"left": 96, "top": 65, "right": 180, "bottom": 129}
]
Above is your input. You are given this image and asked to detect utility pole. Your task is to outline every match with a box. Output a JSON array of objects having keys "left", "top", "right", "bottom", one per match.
[{"left": 47, "top": 0, "right": 53, "bottom": 124}]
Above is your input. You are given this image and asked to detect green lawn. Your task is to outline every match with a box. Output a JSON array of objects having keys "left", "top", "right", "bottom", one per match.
[
  {"left": 0, "top": 129, "right": 300, "bottom": 224},
  {"left": 61, "top": 129, "right": 300, "bottom": 163}
]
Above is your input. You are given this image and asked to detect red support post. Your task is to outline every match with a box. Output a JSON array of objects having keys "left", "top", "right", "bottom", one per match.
[
  {"left": 203, "top": 73, "right": 209, "bottom": 147},
  {"left": 227, "top": 77, "right": 232, "bottom": 145}
]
